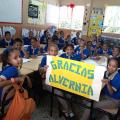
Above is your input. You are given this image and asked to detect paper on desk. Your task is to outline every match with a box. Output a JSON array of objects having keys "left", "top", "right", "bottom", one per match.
[{"left": 22, "top": 58, "right": 31, "bottom": 63}]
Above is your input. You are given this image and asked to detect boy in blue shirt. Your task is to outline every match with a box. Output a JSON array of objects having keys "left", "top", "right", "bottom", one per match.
[
  {"left": 0, "top": 31, "right": 14, "bottom": 48},
  {"left": 75, "top": 39, "right": 90, "bottom": 59},
  {"left": 26, "top": 37, "right": 40, "bottom": 58},
  {"left": 71, "top": 31, "right": 80, "bottom": 45},
  {"left": 23, "top": 31, "right": 33, "bottom": 45},
  {"left": 58, "top": 31, "right": 65, "bottom": 49}
]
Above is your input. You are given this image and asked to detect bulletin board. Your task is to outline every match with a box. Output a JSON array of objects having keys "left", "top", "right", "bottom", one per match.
[
  {"left": 0, "top": 0, "right": 22, "bottom": 23},
  {"left": 28, "top": 0, "right": 47, "bottom": 25},
  {"left": 88, "top": 8, "right": 104, "bottom": 36}
]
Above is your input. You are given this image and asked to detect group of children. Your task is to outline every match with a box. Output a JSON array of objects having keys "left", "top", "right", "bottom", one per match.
[{"left": 0, "top": 30, "right": 120, "bottom": 120}]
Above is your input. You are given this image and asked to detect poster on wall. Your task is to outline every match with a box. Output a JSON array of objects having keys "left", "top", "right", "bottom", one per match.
[
  {"left": 88, "top": 8, "right": 104, "bottom": 37},
  {"left": 46, "top": 55, "right": 106, "bottom": 101},
  {"left": 28, "top": 0, "right": 47, "bottom": 25}
]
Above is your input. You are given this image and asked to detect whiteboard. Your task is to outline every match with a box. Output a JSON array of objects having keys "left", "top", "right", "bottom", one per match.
[{"left": 0, "top": 0, "right": 22, "bottom": 23}]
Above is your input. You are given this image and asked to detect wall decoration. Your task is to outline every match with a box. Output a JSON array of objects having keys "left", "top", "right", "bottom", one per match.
[{"left": 88, "top": 8, "right": 104, "bottom": 36}]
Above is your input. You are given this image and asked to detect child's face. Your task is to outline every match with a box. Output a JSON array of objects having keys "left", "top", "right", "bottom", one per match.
[
  {"left": 14, "top": 42, "right": 23, "bottom": 50},
  {"left": 103, "top": 44, "right": 108, "bottom": 51},
  {"left": 66, "top": 46, "right": 74, "bottom": 55},
  {"left": 8, "top": 50, "right": 21, "bottom": 67},
  {"left": 80, "top": 40, "right": 85, "bottom": 47},
  {"left": 107, "top": 60, "right": 118, "bottom": 74},
  {"left": 112, "top": 48, "right": 120, "bottom": 57},
  {"left": 31, "top": 39, "right": 37, "bottom": 47},
  {"left": 29, "top": 31, "right": 34, "bottom": 38},
  {"left": 48, "top": 46, "right": 58, "bottom": 56},
  {"left": 5, "top": 33, "right": 11, "bottom": 40}
]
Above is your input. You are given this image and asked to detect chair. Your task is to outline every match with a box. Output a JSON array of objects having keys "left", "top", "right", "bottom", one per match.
[{"left": 95, "top": 105, "right": 120, "bottom": 120}]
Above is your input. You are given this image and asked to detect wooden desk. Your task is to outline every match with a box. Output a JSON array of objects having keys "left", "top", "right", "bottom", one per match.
[
  {"left": 20, "top": 67, "right": 33, "bottom": 75},
  {"left": 0, "top": 48, "right": 5, "bottom": 54},
  {"left": 22, "top": 56, "right": 43, "bottom": 71}
]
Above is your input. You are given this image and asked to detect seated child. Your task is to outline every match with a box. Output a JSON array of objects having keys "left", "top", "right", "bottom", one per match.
[
  {"left": 60, "top": 44, "right": 81, "bottom": 61},
  {"left": 97, "top": 43, "right": 112, "bottom": 56},
  {"left": 39, "top": 44, "right": 76, "bottom": 119},
  {"left": 13, "top": 38, "right": 26, "bottom": 58},
  {"left": 81, "top": 58, "right": 120, "bottom": 120},
  {"left": 75, "top": 39, "right": 90, "bottom": 59},
  {"left": 26, "top": 37, "right": 40, "bottom": 58},
  {"left": 0, "top": 31, "right": 14, "bottom": 48},
  {"left": 23, "top": 31, "right": 33, "bottom": 45}
]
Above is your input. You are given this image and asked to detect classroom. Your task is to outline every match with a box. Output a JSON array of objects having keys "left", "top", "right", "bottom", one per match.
[{"left": 0, "top": 0, "right": 120, "bottom": 120}]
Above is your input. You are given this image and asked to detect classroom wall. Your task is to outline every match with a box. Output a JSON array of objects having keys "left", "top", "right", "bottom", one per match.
[{"left": 0, "top": 0, "right": 59, "bottom": 38}]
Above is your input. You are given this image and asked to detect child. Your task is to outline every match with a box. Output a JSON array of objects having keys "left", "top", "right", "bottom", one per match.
[
  {"left": 0, "top": 31, "right": 14, "bottom": 48},
  {"left": 26, "top": 37, "right": 40, "bottom": 58},
  {"left": 0, "top": 48, "right": 21, "bottom": 103},
  {"left": 97, "top": 43, "right": 112, "bottom": 56},
  {"left": 71, "top": 31, "right": 80, "bottom": 45},
  {"left": 39, "top": 44, "right": 76, "bottom": 120},
  {"left": 81, "top": 58, "right": 120, "bottom": 120},
  {"left": 75, "top": 39, "right": 90, "bottom": 59},
  {"left": 13, "top": 38, "right": 26, "bottom": 58},
  {"left": 60, "top": 44, "right": 81, "bottom": 61},
  {"left": 58, "top": 31, "right": 65, "bottom": 50},
  {"left": 23, "top": 31, "right": 34, "bottom": 45},
  {"left": 40, "top": 30, "right": 50, "bottom": 44}
]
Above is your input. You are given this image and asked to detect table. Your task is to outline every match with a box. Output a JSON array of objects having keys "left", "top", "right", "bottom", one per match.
[
  {"left": 0, "top": 48, "right": 5, "bottom": 54},
  {"left": 22, "top": 56, "right": 42, "bottom": 71}
]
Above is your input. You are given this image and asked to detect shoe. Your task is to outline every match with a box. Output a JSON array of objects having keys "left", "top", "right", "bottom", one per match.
[
  {"left": 69, "top": 112, "right": 77, "bottom": 120},
  {"left": 59, "top": 110, "right": 70, "bottom": 120}
]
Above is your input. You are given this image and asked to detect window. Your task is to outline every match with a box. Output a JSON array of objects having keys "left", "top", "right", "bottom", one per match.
[
  {"left": 59, "top": 6, "right": 85, "bottom": 30},
  {"left": 46, "top": 4, "right": 59, "bottom": 25},
  {"left": 103, "top": 6, "right": 120, "bottom": 34}
]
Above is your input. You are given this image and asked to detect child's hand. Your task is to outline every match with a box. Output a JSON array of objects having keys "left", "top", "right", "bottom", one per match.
[
  {"left": 102, "top": 79, "right": 109, "bottom": 85},
  {"left": 44, "top": 65, "right": 49, "bottom": 72}
]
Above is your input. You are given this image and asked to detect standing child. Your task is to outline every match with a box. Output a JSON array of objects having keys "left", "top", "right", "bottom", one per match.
[
  {"left": 26, "top": 37, "right": 40, "bottom": 58},
  {"left": 0, "top": 31, "right": 14, "bottom": 48},
  {"left": 39, "top": 44, "right": 76, "bottom": 120}
]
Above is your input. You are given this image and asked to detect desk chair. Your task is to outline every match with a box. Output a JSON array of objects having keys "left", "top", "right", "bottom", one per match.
[{"left": 95, "top": 105, "right": 120, "bottom": 120}]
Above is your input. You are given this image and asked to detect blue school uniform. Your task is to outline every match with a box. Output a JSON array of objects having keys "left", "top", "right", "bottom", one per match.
[
  {"left": 75, "top": 46, "right": 90, "bottom": 58},
  {"left": 102, "top": 71, "right": 120, "bottom": 100},
  {"left": 20, "top": 50, "right": 25, "bottom": 58},
  {"left": 27, "top": 45, "right": 40, "bottom": 56},
  {"left": 97, "top": 48, "right": 112, "bottom": 55},
  {"left": 60, "top": 53, "right": 81, "bottom": 61},
  {"left": 71, "top": 37, "right": 78, "bottom": 45},
  {"left": 43, "top": 45, "right": 48, "bottom": 53},
  {"left": 58, "top": 37, "right": 65, "bottom": 49},
  {"left": 0, "top": 65, "right": 19, "bottom": 102},
  {"left": 23, "top": 37, "right": 31, "bottom": 45},
  {"left": 40, "top": 35, "right": 48, "bottom": 44},
  {"left": 40, "top": 56, "right": 47, "bottom": 67},
  {"left": 0, "top": 39, "right": 14, "bottom": 48}
]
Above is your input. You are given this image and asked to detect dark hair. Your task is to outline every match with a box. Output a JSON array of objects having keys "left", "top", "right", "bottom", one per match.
[
  {"left": 13, "top": 38, "right": 23, "bottom": 45},
  {"left": 63, "top": 44, "right": 74, "bottom": 52},
  {"left": 108, "top": 57, "right": 119, "bottom": 68},
  {"left": 31, "top": 37, "right": 38, "bottom": 42},
  {"left": 5, "top": 31, "right": 11, "bottom": 36},
  {"left": 1, "top": 48, "right": 19, "bottom": 69}
]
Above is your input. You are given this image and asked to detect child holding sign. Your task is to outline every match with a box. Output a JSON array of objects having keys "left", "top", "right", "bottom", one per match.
[
  {"left": 39, "top": 44, "right": 76, "bottom": 120},
  {"left": 81, "top": 58, "right": 120, "bottom": 120}
]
